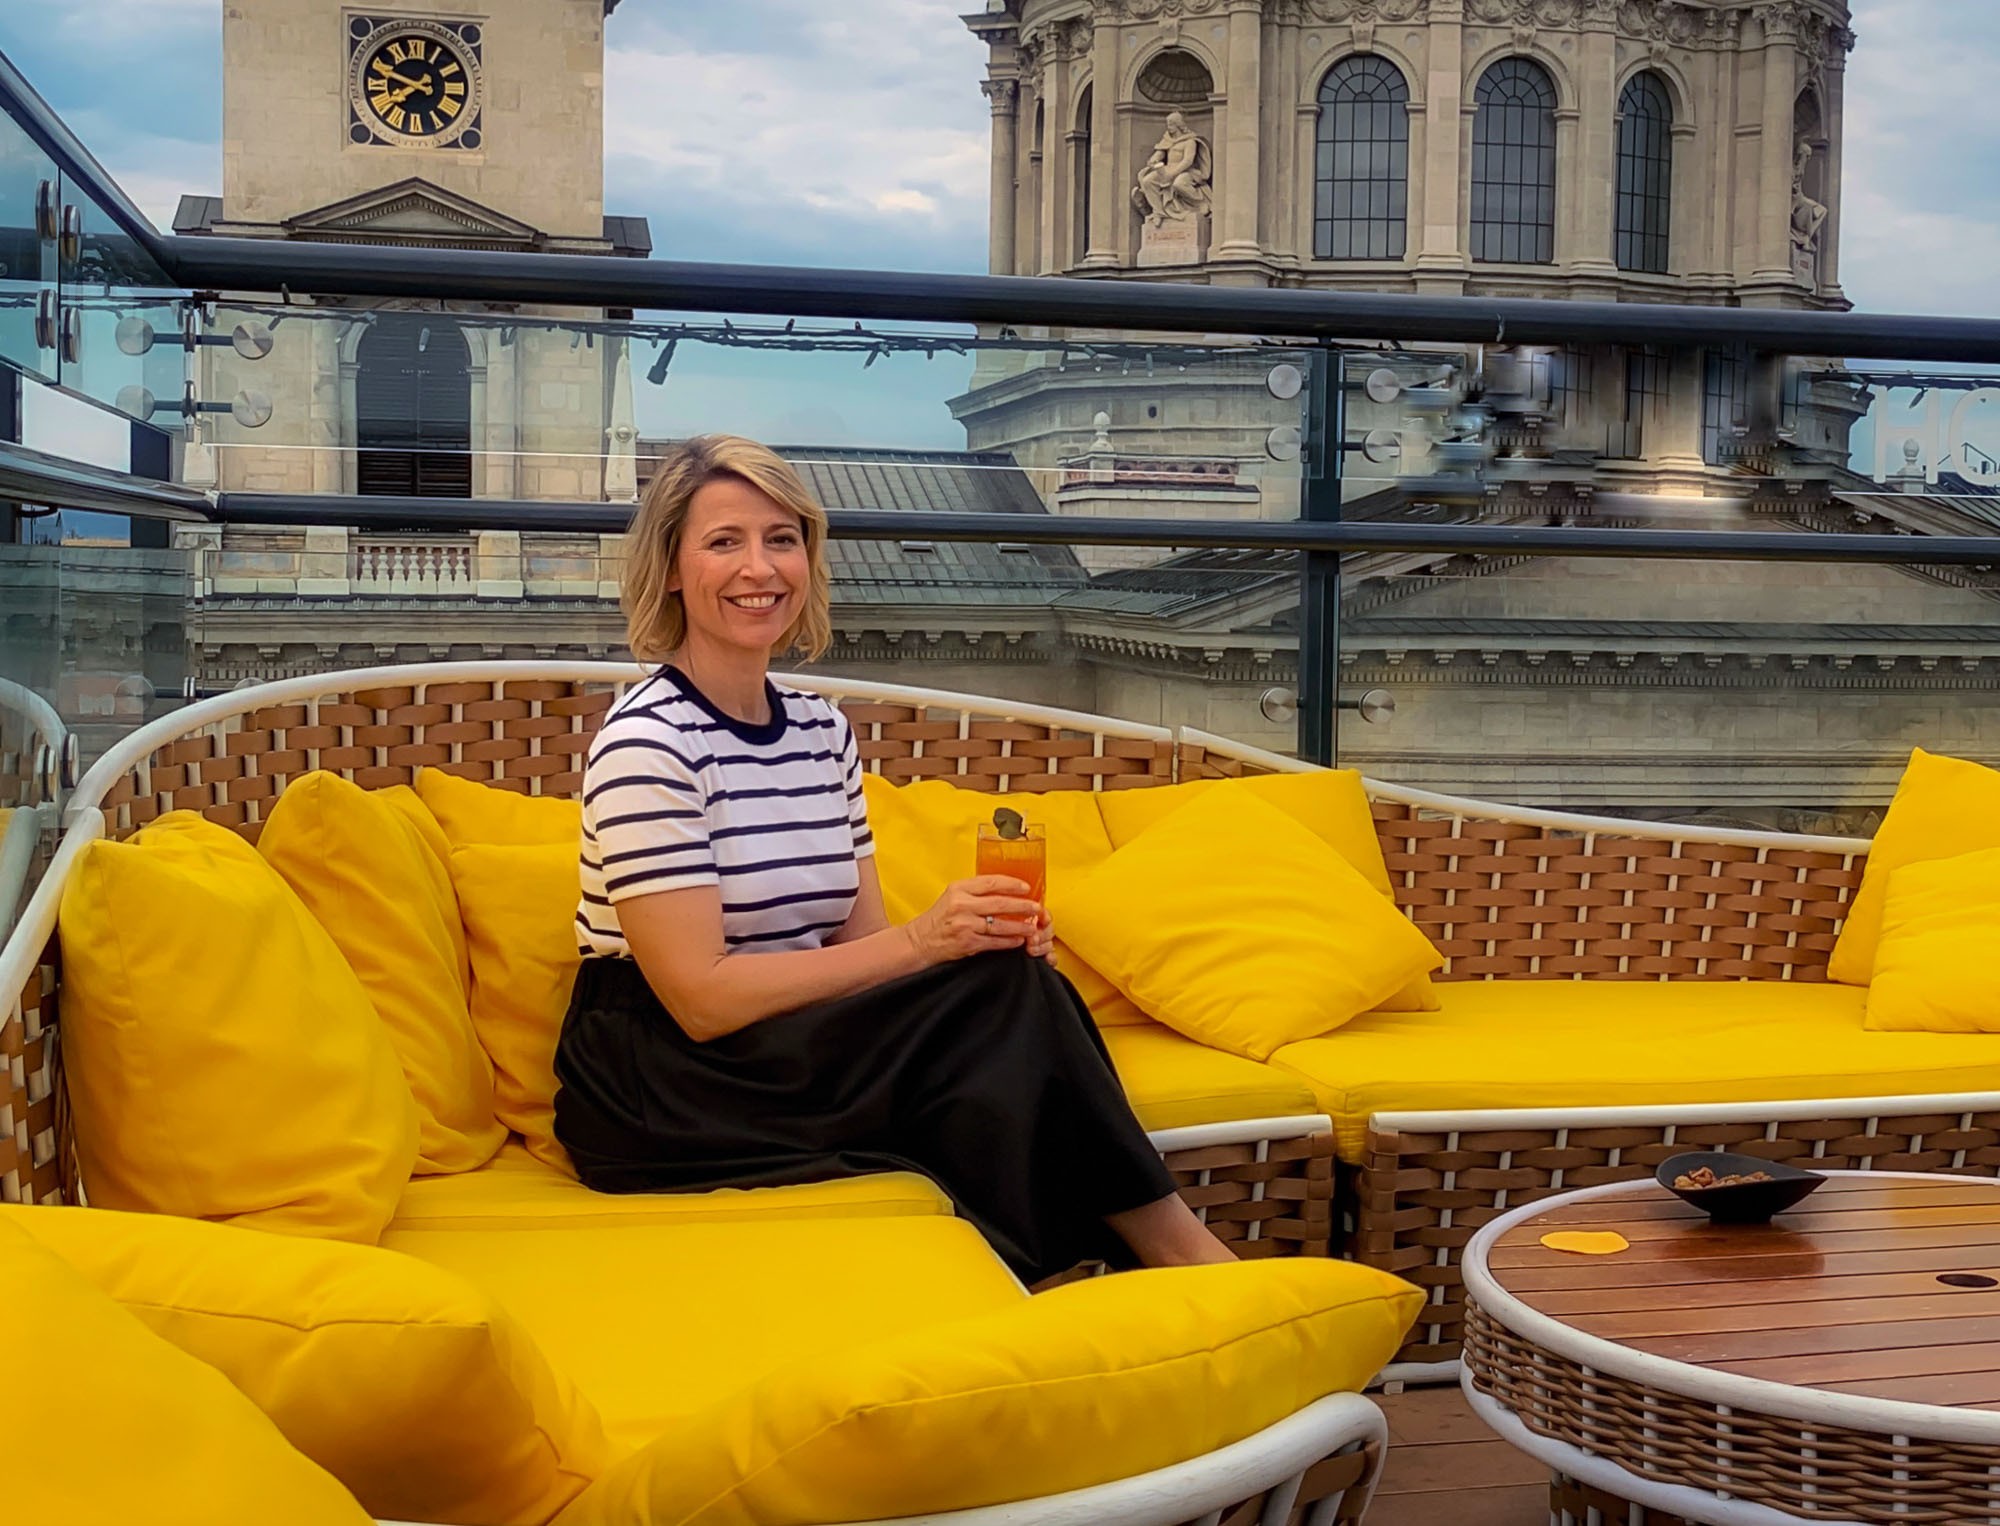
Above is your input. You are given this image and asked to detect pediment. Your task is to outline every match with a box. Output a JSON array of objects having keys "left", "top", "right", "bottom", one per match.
[{"left": 284, "top": 179, "right": 543, "bottom": 246}]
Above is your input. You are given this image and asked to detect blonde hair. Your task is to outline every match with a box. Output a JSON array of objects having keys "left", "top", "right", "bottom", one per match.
[{"left": 621, "top": 434, "right": 834, "bottom": 664}]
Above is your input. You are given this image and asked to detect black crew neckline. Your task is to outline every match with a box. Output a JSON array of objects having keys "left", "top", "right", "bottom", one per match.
[{"left": 659, "top": 664, "right": 790, "bottom": 746}]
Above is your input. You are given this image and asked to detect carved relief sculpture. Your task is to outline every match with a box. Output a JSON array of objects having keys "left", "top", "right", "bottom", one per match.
[
  {"left": 1132, "top": 111, "right": 1214, "bottom": 226},
  {"left": 1790, "top": 137, "right": 1828, "bottom": 281}
]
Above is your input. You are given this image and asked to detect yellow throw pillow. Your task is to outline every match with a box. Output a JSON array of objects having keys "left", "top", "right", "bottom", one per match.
[
  {"left": 452, "top": 840, "right": 583, "bottom": 1174},
  {"left": 418, "top": 764, "right": 582, "bottom": 846},
  {"left": 6, "top": 1203, "right": 612, "bottom": 1526},
  {"left": 552, "top": 1257, "right": 1420, "bottom": 1526},
  {"left": 859, "top": 773, "right": 1148, "bottom": 1025},
  {"left": 1831, "top": 748, "right": 2000, "bottom": 985},
  {"left": 1098, "top": 769, "right": 1438, "bottom": 1013},
  {"left": 1054, "top": 789, "right": 1443, "bottom": 1061},
  {"left": 59, "top": 812, "right": 419, "bottom": 1242},
  {"left": 1863, "top": 847, "right": 2000, "bottom": 1033},
  {"left": 1, "top": 1214, "right": 373, "bottom": 1526},
  {"left": 260, "top": 773, "right": 506, "bottom": 1176}
]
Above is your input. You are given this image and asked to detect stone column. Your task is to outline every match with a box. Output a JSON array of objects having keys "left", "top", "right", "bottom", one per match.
[
  {"left": 1818, "top": 30, "right": 1851, "bottom": 298},
  {"left": 983, "top": 78, "right": 1021, "bottom": 276},
  {"left": 1215, "top": 0, "right": 1265, "bottom": 261},
  {"left": 1037, "top": 37, "right": 1072, "bottom": 274},
  {"left": 1570, "top": 14, "right": 1619, "bottom": 282},
  {"left": 1415, "top": 0, "right": 1466, "bottom": 288},
  {"left": 1751, "top": 9, "right": 1799, "bottom": 285},
  {"left": 1084, "top": 16, "right": 1121, "bottom": 268}
]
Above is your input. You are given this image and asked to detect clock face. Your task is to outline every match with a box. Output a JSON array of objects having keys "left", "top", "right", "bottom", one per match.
[{"left": 347, "top": 17, "right": 484, "bottom": 150}]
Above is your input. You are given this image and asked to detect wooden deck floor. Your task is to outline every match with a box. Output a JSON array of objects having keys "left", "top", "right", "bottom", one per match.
[{"left": 1369, "top": 1383, "right": 1548, "bottom": 1526}]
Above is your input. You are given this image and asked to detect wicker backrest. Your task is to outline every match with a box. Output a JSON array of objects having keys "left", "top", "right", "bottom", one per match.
[
  {"left": 89, "top": 674, "right": 1177, "bottom": 846},
  {"left": 1178, "top": 733, "right": 1867, "bottom": 983}
]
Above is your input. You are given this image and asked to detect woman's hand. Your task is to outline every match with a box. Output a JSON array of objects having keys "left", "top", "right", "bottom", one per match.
[
  {"left": 1027, "top": 904, "right": 1055, "bottom": 963},
  {"left": 905, "top": 876, "right": 1045, "bottom": 966}
]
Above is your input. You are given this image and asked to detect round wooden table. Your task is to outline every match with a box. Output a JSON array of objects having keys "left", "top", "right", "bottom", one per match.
[{"left": 1460, "top": 1171, "right": 2000, "bottom": 1526}]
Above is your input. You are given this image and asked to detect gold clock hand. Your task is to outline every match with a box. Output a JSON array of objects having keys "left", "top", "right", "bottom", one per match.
[{"left": 376, "top": 67, "right": 428, "bottom": 92}]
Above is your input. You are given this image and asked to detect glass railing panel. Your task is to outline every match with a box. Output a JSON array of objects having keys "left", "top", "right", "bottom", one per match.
[
  {"left": 1334, "top": 544, "right": 2000, "bottom": 829},
  {"left": 0, "top": 103, "right": 58, "bottom": 383},
  {"left": 57, "top": 177, "right": 186, "bottom": 434}
]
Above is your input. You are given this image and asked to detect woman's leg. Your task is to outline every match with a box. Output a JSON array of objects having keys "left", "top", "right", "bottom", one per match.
[{"left": 1106, "top": 1193, "right": 1239, "bottom": 1268}]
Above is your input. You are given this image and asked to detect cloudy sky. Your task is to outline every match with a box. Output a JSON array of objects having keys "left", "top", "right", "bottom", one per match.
[{"left": 3, "top": 0, "right": 1996, "bottom": 445}]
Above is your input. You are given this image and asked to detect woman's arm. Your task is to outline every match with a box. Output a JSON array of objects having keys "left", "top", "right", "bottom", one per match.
[
  {"left": 828, "top": 856, "right": 892, "bottom": 944},
  {"left": 618, "top": 872, "right": 1043, "bottom": 1042}
]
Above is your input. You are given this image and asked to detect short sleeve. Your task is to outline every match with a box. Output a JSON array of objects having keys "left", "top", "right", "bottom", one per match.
[
  {"left": 583, "top": 715, "right": 718, "bottom": 902},
  {"left": 838, "top": 712, "right": 875, "bottom": 859}
]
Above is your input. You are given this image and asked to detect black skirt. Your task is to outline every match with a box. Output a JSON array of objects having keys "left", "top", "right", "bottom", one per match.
[{"left": 551, "top": 949, "right": 1178, "bottom": 1285}]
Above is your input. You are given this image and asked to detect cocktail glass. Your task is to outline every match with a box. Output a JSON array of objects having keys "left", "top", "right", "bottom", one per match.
[{"left": 975, "top": 823, "right": 1047, "bottom": 920}]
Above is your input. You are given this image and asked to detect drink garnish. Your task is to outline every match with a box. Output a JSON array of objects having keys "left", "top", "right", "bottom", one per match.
[{"left": 991, "top": 806, "right": 1026, "bottom": 840}]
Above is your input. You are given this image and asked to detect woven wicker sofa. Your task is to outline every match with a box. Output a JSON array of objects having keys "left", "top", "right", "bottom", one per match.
[
  {"left": 1, "top": 661, "right": 1418, "bottom": 1526},
  {"left": 6, "top": 659, "right": 1998, "bottom": 1404}
]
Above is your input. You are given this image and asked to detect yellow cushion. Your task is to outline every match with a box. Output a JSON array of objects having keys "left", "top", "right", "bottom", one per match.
[
  {"left": 1103, "top": 1022, "right": 1321, "bottom": 1131},
  {"left": 391, "top": 1139, "right": 953, "bottom": 1230},
  {"left": 1273, "top": 979, "right": 2000, "bottom": 1163},
  {"left": 1831, "top": 748, "right": 2000, "bottom": 985},
  {"left": 417, "top": 763, "right": 583, "bottom": 846},
  {"left": 1098, "top": 769, "right": 1438, "bottom": 1012},
  {"left": 384, "top": 1215, "right": 1027, "bottom": 1454},
  {"left": 1864, "top": 849, "right": 2000, "bottom": 1033},
  {"left": 1055, "top": 790, "right": 1442, "bottom": 1061},
  {"left": 859, "top": 774, "right": 1147, "bottom": 1025},
  {"left": 58, "top": 811, "right": 418, "bottom": 1242},
  {"left": 0, "top": 1214, "right": 372, "bottom": 1526},
  {"left": 552, "top": 1258, "right": 1420, "bottom": 1526},
  {"left": 259, "top": 772, "right": 505, "bottom": 1175},
  {"left": 451, "top": 840, "right": 582, "bottom": 1174},
  {"left": 5, "top": 1203, "right": 610, "bottom": 1526}
]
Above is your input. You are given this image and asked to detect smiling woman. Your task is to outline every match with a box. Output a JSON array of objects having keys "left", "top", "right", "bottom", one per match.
[{"left": 551, "top": 435, "right": 1236, "bottom": 1284}]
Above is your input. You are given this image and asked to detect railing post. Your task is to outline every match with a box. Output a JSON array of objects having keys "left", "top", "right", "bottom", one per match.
[{"left": 1296, "top": 344, "right": 1342, "bottom": 766}]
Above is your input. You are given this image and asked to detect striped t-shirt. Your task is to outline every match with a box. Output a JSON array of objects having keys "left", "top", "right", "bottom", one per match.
[{"left": 575, "top": 666, "right": 875, "bottom": 959}]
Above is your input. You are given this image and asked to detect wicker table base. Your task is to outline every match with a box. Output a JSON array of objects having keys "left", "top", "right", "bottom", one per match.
[{"left": 1462, "top": 1173, "right": 2000, "bottom": 1526}]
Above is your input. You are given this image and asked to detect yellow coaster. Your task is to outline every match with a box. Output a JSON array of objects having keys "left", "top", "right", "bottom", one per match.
[{"left": 1539, "top": 1230, "right": 1630, "bottom": 1256}]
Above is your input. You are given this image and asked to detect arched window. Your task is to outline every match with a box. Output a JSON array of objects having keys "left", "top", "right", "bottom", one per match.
[
  {"left": 356, "top": 314, "right": 471, "bottom": 497},
  {"left": 1073, "top": 85, "right": 1092, "bottom": 265},
  {"left": 1470, "top": 58, "right": 1557, "bottom": 265},
  {"left": 1615, "top": 71, "right": 1673, "bottom": 273},
  {"left": 1314, "top": 54, "right": 1410, "bottom": 260}
]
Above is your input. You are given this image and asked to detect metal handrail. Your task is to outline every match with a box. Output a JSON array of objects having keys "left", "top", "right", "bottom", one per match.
[{"left": 3, "top": 440, "right": 1998, "bottom": 567}]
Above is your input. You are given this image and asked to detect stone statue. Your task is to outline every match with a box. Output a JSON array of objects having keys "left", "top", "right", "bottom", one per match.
[
  {"left": 1789, "top": 138, "right": 1828, "bottom": 268},
  {"left": 1131, "top": 112, "right": 1213, "bottom": 227}
]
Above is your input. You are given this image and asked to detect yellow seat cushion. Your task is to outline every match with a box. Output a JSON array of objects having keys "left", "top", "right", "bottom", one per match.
[
  {"left": 1273, "top": 979, "right": 2000, "bottom": 1163},
  {"left": 1102, "top": 1022, "right": 1321, "bottom": 1131},
  {"left": 552, "top": 1258, "right": 1420, "bottom": 1526},
  {"left": 1097, "top": 768, "right": 1438, "bottom": 1013},
  {"left": 1, "top": 1214, "right": 372, "bottom": 1526},
  {"left": 1864, "top": 849, "right": 2000, "bottom": 1033},
  {"left": 860, "top": 774, "right": 1148, "bottom": 1025},
  {"left": 1056, "top": 790, "right": 1442, "bottom": 1061},
  {"left": 383, "top": 1215, "right": 1027, "bottom": 1455},
  {"left": 1831, "top": 748, "right": 2000, "bottom": 985},
  {"left": 417, "top": 764, "right": 582, "bottom": 846},
  {"left": 451, "top": 840, "right": 583, "bottom": 1174},
  {"left": 58, "top": 811, "right": 418, "bottom": 1243},
  {"left": 259, "top": 772, "right": 505, "bottom": 1175},
  {"left": 6, "top": 1203, "right": 610, "bottom": 1526},
  {"left": 391, "top": 1139, "right": 953, "bottom": 1230}
]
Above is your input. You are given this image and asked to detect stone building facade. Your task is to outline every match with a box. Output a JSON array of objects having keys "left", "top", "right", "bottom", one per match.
[{"left": 955, "top": 0, "right": 1858, "bottom": 504}]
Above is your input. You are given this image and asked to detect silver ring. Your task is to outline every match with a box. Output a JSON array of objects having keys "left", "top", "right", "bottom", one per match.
[{"left": 984, "top": 915, "right": 994, "bottom": 931}]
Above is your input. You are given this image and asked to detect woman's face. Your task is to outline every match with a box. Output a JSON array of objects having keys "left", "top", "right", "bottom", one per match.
[{"left": 669, "top": 475, "right": 809, "bottom": 659}]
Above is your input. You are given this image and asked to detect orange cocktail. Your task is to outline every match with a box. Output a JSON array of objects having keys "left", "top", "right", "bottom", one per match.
[{"left": 975, "top": 822, "right": 1047, "bottom": 905}]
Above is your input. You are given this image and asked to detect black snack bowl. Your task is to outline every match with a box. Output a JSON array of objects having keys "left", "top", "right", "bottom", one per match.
[{"left": 1655, "top": 1151, "right": 1826, "bottom": 1225}]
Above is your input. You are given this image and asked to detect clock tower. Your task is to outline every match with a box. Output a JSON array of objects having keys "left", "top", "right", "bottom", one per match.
[{"left": 172, "top": 0, "right": 648, "bottom": 505}]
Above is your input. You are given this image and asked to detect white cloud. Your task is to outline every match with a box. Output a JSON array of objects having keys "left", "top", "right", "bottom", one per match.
[
  {"left": 1839, "top": 0, "right": 2000, "bottom": 316},
  {"left": 604, "top": 1, "right": 989, "bottom": 234}
]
